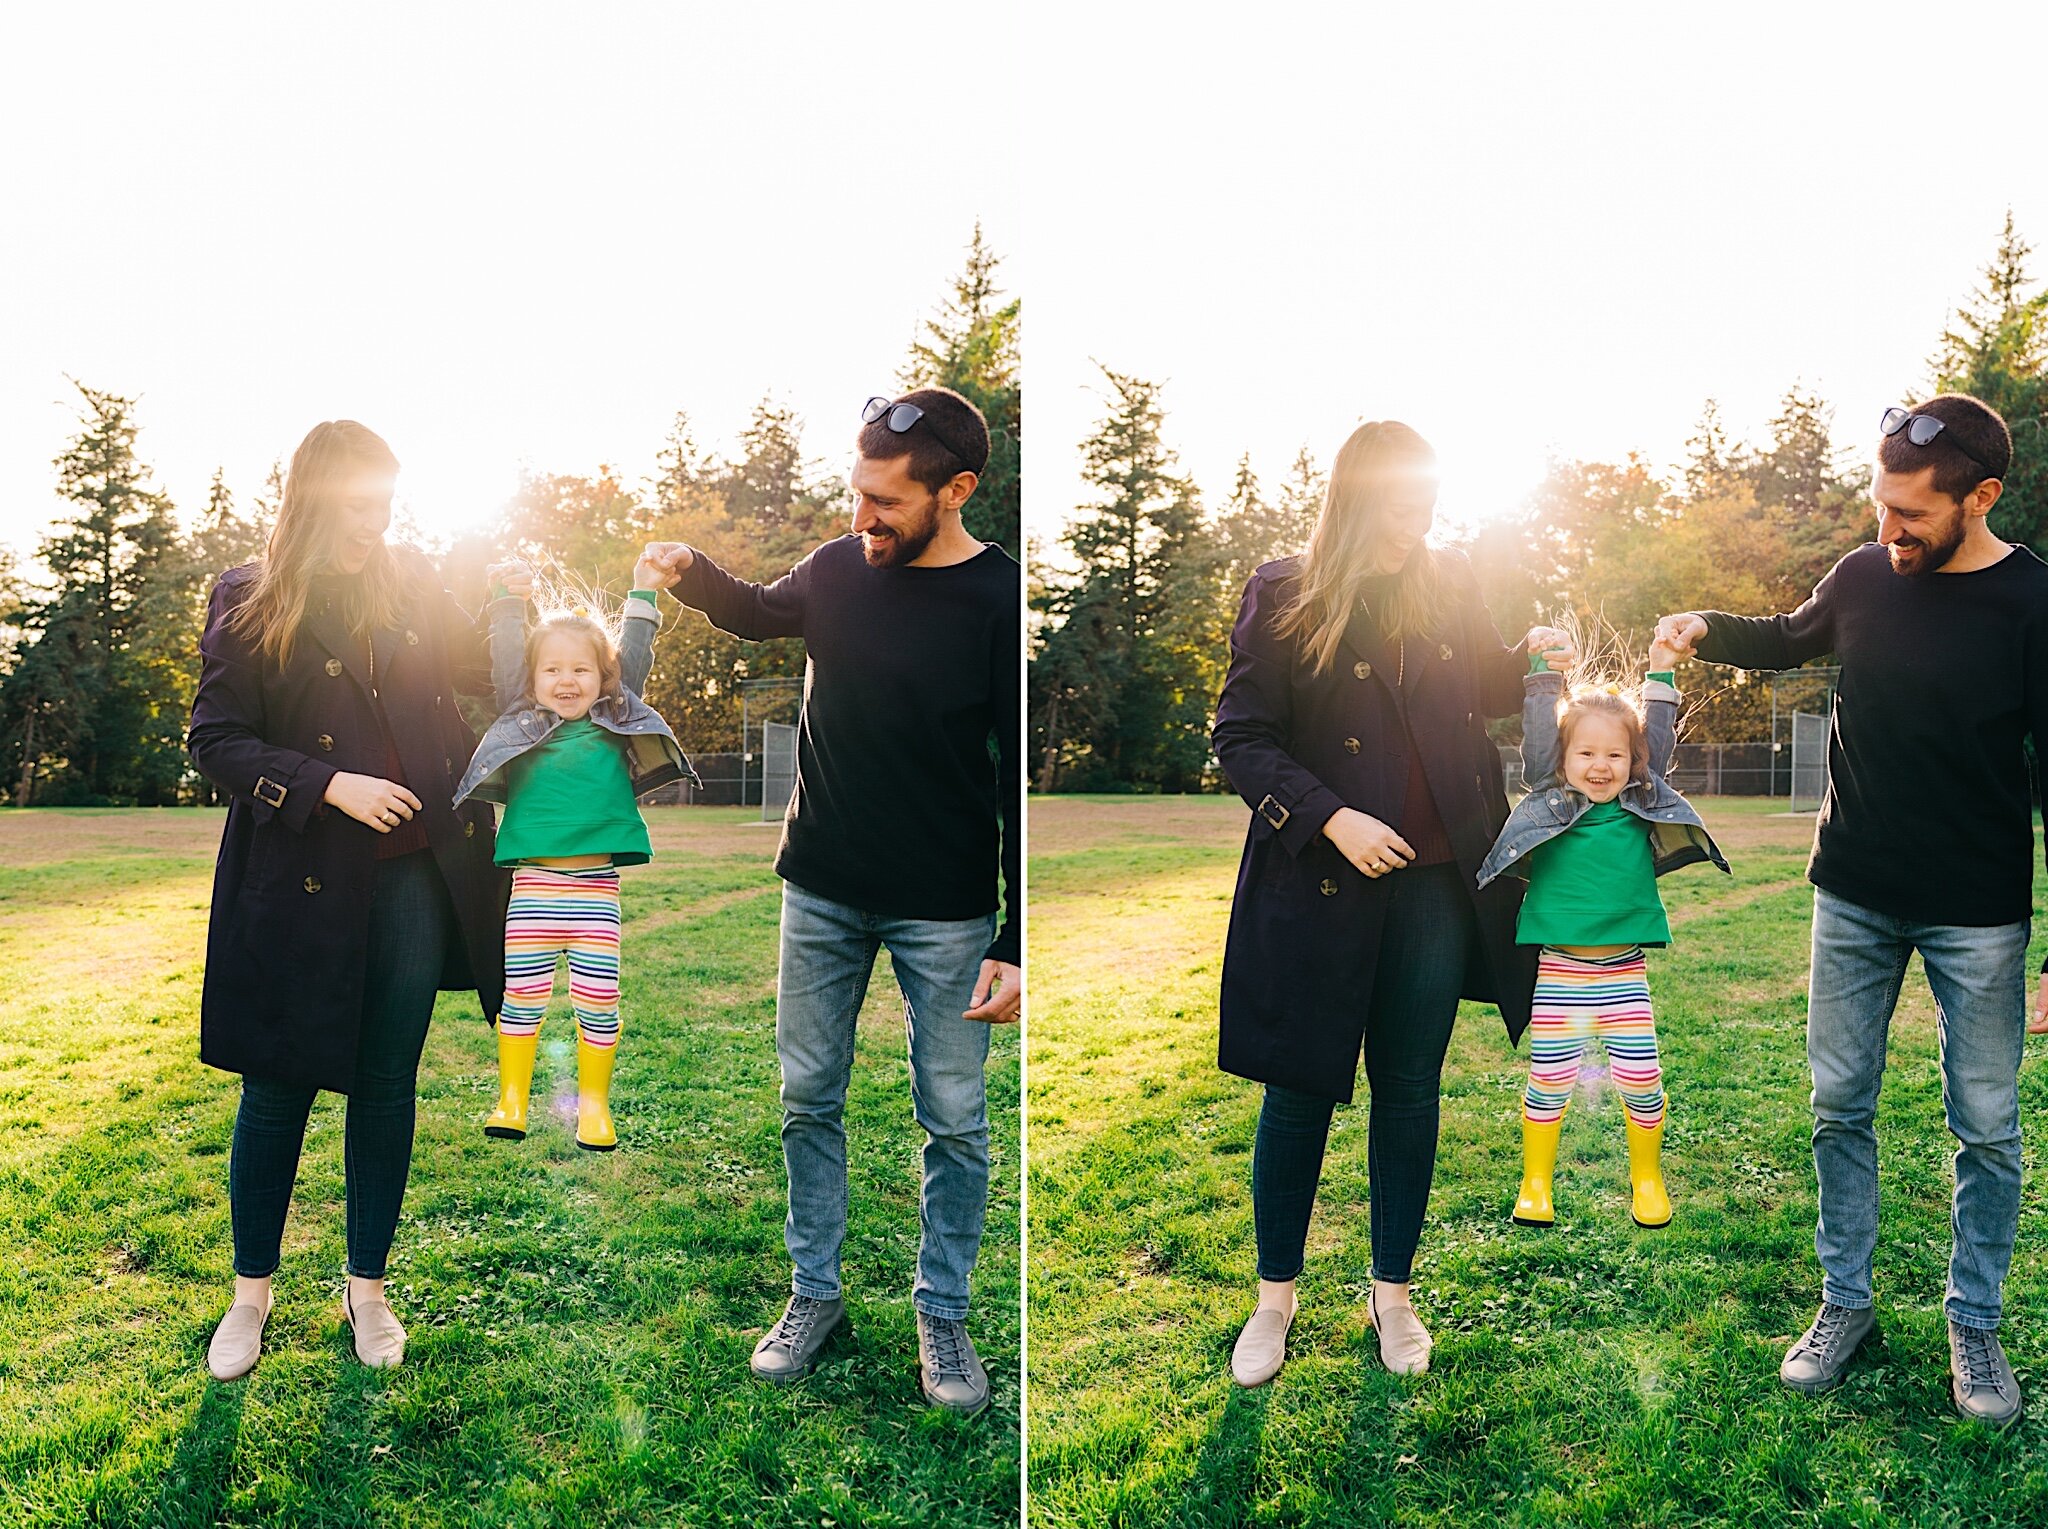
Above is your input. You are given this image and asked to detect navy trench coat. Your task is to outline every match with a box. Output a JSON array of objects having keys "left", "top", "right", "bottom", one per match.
[
  {"left": 187, "top": 549, "right": 509, "bottom": 1095},
  {"left": 1212, "top": 550, "right": 1539, "bottom": 1103}
]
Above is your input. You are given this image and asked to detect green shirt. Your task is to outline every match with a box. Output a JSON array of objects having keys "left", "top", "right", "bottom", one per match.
[
  {"left": 1515, "top": 799, "right": 1669, "bottom": 947},
  {"left": 495, "top": 718, "right": 652, "bottom": 867}
]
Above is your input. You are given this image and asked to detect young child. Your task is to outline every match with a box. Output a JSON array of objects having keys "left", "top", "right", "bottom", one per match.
[
  {"left": 453, "top": 555, "right": 693, "bottom": 1150},
  {"left": 1475, "top": 628, "right": 1728, "bottom": 1228}
]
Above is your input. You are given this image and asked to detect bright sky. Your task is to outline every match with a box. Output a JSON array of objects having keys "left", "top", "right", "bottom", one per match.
[
  {"left": 1, "top": 2, "right": 1018, "bottom": 563},
  {"left": 1021, "top": 2, "right": 2048, "bottom": 552}
]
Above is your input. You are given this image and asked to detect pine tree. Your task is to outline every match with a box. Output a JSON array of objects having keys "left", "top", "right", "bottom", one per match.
[
  {"left": 0, "top": 382, "right": 192, "bottom": 804},
  {"left": 1682, "top": 399, "right": 1740, "bottom": 500},
  {"left": 902, "top": 223, "right": 1021, "bottom": 557},
  {"left": 1929, "top": 211, "right": 2048, "bottom": 551},
  {"left": 1033, "top": 367, "right": 1225, "bottom": 790}
]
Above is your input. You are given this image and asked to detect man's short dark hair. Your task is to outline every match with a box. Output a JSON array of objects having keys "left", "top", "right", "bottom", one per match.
[
  {"left": 1879, "top": 392, "right": 2012, "bottom": 503},
  {"left": 857, "top": 386, "right": 990, "bottom": 493}
]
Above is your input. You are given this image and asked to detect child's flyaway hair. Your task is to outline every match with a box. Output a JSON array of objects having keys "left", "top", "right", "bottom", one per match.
[
  {"left": 520, "top": 566, "right": 626, "bottom": 704},
  {"left": 1545, "top": 611, "right": 1653, "bottom": 787}
]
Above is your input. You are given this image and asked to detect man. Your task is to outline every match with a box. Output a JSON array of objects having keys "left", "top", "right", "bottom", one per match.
[
  {"left": 1658, "top": 393, "right": 2047, "bottom": 1428},
  {"left": 640, "top": 385, "right": 1020, "bottom": 1416}
]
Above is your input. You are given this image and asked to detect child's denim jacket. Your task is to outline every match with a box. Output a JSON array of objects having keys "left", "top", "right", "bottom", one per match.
[
  {"left": 1474, "top": 670, "right": 1729, "bottom": 890},
  {"left": 452, "top": 595, "right": 696, "bottom": 809}
]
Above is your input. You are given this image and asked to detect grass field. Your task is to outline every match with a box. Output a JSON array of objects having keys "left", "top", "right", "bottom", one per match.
[
  {"left": 0, "top": 807, "right": 1020, "bottom": 1529},
  {"left": 1027, "top": 795, "right": 2048, "bottom": 1529}
]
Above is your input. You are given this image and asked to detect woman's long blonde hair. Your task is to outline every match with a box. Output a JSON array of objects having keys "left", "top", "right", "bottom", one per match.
[
  {"left": 227, "top": 420, "right": 410, "bottom": 664},
  {"left": 1275, "top": 420, "right": 1452, "bottom": 675}
]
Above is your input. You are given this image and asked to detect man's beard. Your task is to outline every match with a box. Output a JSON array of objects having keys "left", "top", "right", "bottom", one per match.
[
  {"left": 862, "top": 501, "right": 940, "bottom": 567},
  {"left": 1888, "top": 509, "right": 1967, "bottom": 576}
]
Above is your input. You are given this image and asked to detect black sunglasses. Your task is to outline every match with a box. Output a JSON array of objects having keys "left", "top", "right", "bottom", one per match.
[
  {"left": 861, "top": 396, "right": 986, "bottom": 474},
  {"left": 1880, "top": 405, "right": 1989, "bottom": 468}
]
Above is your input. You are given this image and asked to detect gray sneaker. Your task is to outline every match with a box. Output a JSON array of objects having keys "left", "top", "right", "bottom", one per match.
[
  {"left": 1949, "top": 1321, "right": 2022, "bottom": 1429},
  {"left": 1780, "top": 1302, "right": 1876, "bottom": 1394},
  {"left": 916, "top": 1311, "right": 990, "bottom": 1416},
  {"left": 749, "top": 1295, "right": 845, "bottom": 1384}
]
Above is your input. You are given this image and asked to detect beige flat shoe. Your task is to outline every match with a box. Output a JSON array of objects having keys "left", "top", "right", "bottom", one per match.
[
  {"left": 342, "top": 1285, "right": 406, "bottom": 1369},
  {"left": 1231, "top": 1298, "right": 1296, "bottom": 1387},
  {"left": 207, "top": 1296, "right": 272, "bottom": 1382},
  {"left": 1368, "top": 1287, "right": 1432, "bottom": 1376}
]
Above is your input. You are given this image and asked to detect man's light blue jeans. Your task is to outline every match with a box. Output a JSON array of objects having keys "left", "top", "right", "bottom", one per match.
[
  {"left": 1808, "top": 886, "right": 2030, "bottom": 1331},
  {"left": 775, "top": 881, "right": 996, "bottom": 1321}
]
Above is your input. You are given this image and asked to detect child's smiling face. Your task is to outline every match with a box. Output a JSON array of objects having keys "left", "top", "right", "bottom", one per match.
[
  {"left": 532, "top": 630, "right": 603, "bottom": 720},
  {"left": 1563, "top": 712, "right": 1634, "bottom": 803}
]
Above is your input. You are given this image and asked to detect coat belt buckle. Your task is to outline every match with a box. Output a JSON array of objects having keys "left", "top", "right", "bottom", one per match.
[
  {"left": 1257, "top": 794, "right": 1290, "bottom": 831},
  {"left": 253, "top": 776, "right": 287, "bottom": 809}
]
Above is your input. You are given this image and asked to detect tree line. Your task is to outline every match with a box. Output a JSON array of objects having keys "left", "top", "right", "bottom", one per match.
[
  {"left": 1030, "top": 214, "right": 2048, "bottom": 792},
  {"left": 0, "top": 230, "right": 1019, "bottom": 807}
]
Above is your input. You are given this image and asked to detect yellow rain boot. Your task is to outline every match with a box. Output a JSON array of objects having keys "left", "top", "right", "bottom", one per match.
[
  {"left": 1627, "top": 1116, "right": 1673, "bottom": 1228},
  {"left": 1513, "top": 1116, "right": 1562, "bottom": 1227},
  {"left": 484, "top": 1030, "right": 538, "bottom": 1140},
  {"left": 576, "top": 1039, "right": 618, "bottom": 1152}
]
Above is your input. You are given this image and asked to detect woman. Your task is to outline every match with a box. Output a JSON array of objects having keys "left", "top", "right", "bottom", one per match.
[
  {"left": 1212, "top": 420, "right": 1560, "bottom": 1384},
  {"left": 187, "top": 420, "right": 509, "bottom": 1379}
]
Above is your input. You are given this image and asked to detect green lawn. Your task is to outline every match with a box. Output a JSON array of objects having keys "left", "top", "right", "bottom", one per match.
[
  {"left": 1026, "top": 796, "right": 2048, "bottom": 1529},
  {"left": 0, "top": 807, "right": 1019, "bottom": 1529}
]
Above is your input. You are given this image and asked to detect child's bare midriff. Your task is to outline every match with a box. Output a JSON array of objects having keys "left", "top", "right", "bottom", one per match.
[
  {"left": 528, "top": 853, "right": 614, "bottom": 869},
  {"left": 1555, "top": 943, "right": 1633, "bottom": 958}
]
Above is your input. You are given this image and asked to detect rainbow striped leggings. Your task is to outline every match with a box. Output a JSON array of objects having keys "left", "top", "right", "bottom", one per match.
[
  {"left": 497, "top": 864, "right": 621, "bottom": 1047},
  {"left": 1523, "top": 946, "right": 1664, "bottom": 1129}
]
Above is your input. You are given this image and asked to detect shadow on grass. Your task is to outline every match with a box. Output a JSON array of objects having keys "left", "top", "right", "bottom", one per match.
[
  {"left": 1176, "top": 1384, "right": 1270, "bottom": 1528},
  {"left": 148, "top": 1379, "right": 247, "bottom": 1529}
]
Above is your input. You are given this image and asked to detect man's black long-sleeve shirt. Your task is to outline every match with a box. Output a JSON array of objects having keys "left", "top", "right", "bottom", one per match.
[
  {"left": 670, "top": 535, "right": 1020, "bottom": 965},
  {"left": 1694, "top": 541, "right": 2048, "bottom": 939}
]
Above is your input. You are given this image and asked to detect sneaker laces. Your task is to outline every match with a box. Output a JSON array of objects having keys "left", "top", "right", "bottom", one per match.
[
  {"left": 1803, "top": 1305, "right": 1851, "bottom": 1358},
  {"left": 769, "top": 1297, "right": 825, "bottom": 1351},
  {"left": 922, "top": 1316, "right": 973, "bottom": 1381},
  {"left": 1956, "top": 1326, "right": 2009, "bottom": 1395}
]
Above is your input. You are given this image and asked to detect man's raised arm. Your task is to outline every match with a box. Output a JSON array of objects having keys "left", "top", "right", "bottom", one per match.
[{"left": 640, "top": 541, "right": 808, "bottom": 641}]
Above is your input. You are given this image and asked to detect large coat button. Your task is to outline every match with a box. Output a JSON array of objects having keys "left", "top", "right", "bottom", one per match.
[
  {"left": 303, "top": 876, "right": 322, "bottom": 894},
  {"left": 464, "top": 821, "right": 475, "bottom": 838},
  {"left": 1320, "top": 878, "right": 1339, "bottom": 896},
  {"left": 405, "top": 629, "right": 420, "bottom": 645},
  {"left": 1344, "top": 737, "right": 1361, "bottom": 754},
  {"left": 1352, "top": 661, "right": 1372, "bottom": 680},
  {"left": 1440, "top": 644, "right": 1454, "bottom": 661},
  {"left": 317, "top": 734, "right": 334, "bottom": 751},
  {"left": 325, "top": 659, "right": 343, "bottom": 677}
]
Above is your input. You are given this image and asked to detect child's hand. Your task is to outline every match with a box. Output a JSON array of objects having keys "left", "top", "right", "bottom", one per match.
[
  {"left": 485, "top": 559, "right": 534, "bottom": 598},
  {"left": 637, "top": 542, "right": 694, "bottom": 590},
  {"left": 1654, "top": 612, "right": 1708, "bottom": 660},
  {"left": 2030, "top": 973, "right": 2048, "bottom": 1035},
  {"left": 1524, "top": 626, "right": 1574, "bottom": 670},
  {"left": 1648, "top": 637, "right": 1683, "bottom": 672}
]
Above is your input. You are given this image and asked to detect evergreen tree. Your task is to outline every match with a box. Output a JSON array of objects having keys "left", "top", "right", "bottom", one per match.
[
  {"left": 193, "top": 466, "right": 268, "bottom": 576},
  {"left": 1033, "top": 368, "right": 1224, "bottom": 790},
  {"left": 1683, "top": 399, "right": 1740, "bottom": 499},
  {"left": 1929, "top": 211, "right": 2048, "bottom": 551},
  {"left": 0, "top": 382, "right": 193, "bottom": 804},
  {"left": 902, "top": 223, "right": 1022, "bottom": 557},
  {"left": 1274, "top": 445, "right": 1326, "bottom": 557}
]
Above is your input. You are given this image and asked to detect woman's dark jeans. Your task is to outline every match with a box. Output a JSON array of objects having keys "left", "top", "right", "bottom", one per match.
[
  {"left": 1252, "top": 861, "right": 1476, "bottom": 1284},
  {"left": 229, "top": 849, "right": 457, "bottom": 1280}
]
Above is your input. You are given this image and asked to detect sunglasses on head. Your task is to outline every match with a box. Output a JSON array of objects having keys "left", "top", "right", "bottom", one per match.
[
  {"left": 1880, "top": 405, "right": 1989, "bottom": 469},
  {"left": 861, "top": 396, "right": 985, "bottom": 474}
]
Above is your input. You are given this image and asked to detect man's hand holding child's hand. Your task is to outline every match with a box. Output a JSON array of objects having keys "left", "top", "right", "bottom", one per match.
[{"left": 636, "top": 543, "right": 695, "bottom": 591}]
